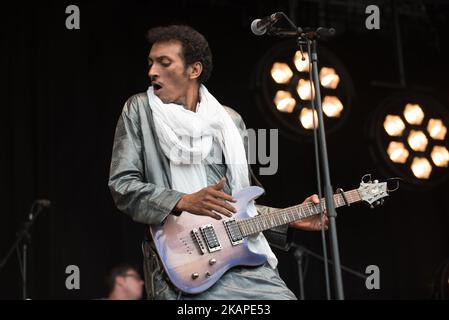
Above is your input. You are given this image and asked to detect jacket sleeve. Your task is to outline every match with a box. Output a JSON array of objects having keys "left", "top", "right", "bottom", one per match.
[{"left": 108, "top": 98, "right": 185, "bottom": 225}]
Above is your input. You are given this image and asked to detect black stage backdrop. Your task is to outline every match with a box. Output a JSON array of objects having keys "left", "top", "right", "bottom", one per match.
[{"left": 1, "top": 0, "right": 448, "bottom": 299}]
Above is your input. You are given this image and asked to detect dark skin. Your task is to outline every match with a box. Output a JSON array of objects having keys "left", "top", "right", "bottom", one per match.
[
  {"left": 148, "top": 40, "right": 328, "bottom": 231},
  {"left": 148, "top": 40, "right": 201, "bottom": 111},
  {"left": 176, "top": 177, "right": 237, "bottom": 220}
]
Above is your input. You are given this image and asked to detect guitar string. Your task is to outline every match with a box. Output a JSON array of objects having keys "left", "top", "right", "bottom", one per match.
[{"left": 238, "top": 190, "right": 361, "bottom": 236}]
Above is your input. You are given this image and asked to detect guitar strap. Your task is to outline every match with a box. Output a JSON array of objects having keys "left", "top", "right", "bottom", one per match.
[{"left": 142, "top": 237, "right": 182, "bottom": 299}]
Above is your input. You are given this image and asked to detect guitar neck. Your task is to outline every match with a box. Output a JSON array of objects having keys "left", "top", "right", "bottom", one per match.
[{"left": 237, "top": 189, "right": 361, "bottom": 237}]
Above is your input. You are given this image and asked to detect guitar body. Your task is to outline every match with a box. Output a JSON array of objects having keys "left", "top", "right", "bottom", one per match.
[
  {"left": 150, "top": 186, "right": 267, "bottom": 294},
  {"left": 148, "top": 176, "right": 391, "bottom": 294}
]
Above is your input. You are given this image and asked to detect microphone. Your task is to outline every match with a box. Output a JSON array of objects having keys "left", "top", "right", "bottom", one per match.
[
  {"left": 251, "top": 12, "right": 283, "bottom": 35},
  {"left": 35, "top": 199, "right": 51, "bottom": 208},
  {"left": 26, "top": 199, "right": 51, "bottom": 221}
]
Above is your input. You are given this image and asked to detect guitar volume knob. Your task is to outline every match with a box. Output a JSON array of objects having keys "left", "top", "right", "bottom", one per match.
[
  {"left": 191, "top": 273, "right": 199, "bottom": 279},
  {"left": 209, "top": 258, "right": 216, "bottom": 265}
]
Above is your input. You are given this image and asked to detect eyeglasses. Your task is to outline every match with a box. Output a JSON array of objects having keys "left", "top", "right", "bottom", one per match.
[{"left": 122, "top": 273, "right": 142, "bottom": 281}]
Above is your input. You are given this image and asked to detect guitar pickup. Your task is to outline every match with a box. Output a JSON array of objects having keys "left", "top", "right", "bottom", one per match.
[
  {"left": 223, "top": 218, "right": 244, "bottom": 246},
  {"left": 191, "top": 228, "right": 206, "bottom": 255},
  {"left": 200, "top": 224, "right": 222, "bottom": 253}
]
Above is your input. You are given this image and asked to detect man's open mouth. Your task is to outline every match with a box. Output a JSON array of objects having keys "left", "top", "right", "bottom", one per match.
[{"left": 153, "top": 83, "right": 163, "bottom": 92}]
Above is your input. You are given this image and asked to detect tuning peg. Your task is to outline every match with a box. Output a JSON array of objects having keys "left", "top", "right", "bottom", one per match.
[
  {"left": 374, "top": 180, "right": 378, "bottom": 183},
  {"left": 380, "top": 199, "right": 385, "bottom": 205},
  {"left": 370, "top": 204, "right": 375, "bottom": 209},
  {"left": 362, "top": 174, "right": 372, "bottom": 184}
]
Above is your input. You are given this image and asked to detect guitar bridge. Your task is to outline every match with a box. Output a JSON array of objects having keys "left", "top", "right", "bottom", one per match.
[
  {"left": 200, "top": 224, "right": 222, "bottom": 252},
  {"left": 191, "top": 228, "right": 206, "bottom": 255},
  {"left": 223, "top": 218, "right": 244, "bottom": 246}
]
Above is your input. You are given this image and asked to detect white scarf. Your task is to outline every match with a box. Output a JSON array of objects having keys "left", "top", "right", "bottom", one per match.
[{"left": 147, "top": 85, "right": 278, "bottom": 268}]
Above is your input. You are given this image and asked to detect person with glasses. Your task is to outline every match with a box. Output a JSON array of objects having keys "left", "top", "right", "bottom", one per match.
[{"left": 105, "top": 264, "right": 144, "bottom": 300}]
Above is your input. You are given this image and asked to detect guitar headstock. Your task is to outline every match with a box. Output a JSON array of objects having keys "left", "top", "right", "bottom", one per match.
[{"left": 357, "top": 174, "right": 389, "bottom": 208}]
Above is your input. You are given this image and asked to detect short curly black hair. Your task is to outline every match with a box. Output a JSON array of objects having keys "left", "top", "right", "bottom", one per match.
[{"left": 146, "top": 25, "right": 213, "bottom": 83}]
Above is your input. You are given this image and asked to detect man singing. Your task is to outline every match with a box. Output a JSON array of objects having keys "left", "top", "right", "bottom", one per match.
[{"left": 108, "top": 25, "right": 327, "bottom": 300}]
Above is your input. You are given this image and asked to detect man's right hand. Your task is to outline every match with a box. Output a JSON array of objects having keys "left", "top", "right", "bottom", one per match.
[{"left": 174, "top": 177, "right": 237, "bottom": 220}]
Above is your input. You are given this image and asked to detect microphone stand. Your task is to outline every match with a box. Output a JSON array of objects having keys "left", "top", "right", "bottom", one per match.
[
  {"left": 292, "top": 244, "right": 366, "bottom": 300},
  {"left": 0, "top": 201, "right": 46, "bottom": 300},
  {"left": 293, "top": 244, "right": 367, "bottom": 280},
  {"left": 266, "top": 15, "right": 345, "bottom": 299},
  {"left": 306, "top": 30, "right": 345, "bottom": 300},
  {"left": 293, "top": 245, "right": 306, "bottom": 300}
]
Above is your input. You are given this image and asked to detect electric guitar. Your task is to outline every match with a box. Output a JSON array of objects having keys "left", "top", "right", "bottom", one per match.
[{"left": 150, "top": 175, "right": 393, "bottom": 294}]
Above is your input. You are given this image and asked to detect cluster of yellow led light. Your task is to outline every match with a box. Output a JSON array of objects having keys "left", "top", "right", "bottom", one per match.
[
  {"left": 270, "top": 52, "right": 342, "bottom": 129},
  {"left": 383, "top": 103, "right": 448, "bottom": 179}
]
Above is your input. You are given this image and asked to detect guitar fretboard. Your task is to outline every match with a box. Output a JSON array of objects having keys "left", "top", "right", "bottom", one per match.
[{"left": 237, "top": 189, "right": 361, "bottom": 237}]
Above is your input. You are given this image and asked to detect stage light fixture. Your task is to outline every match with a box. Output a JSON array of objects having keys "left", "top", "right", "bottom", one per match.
[
  {"left": 294, "top": 51, "right": 309, "bottom": 72},
  {"left": 299, "top": 108, "right": 318, "bottom": 129},
  {"left": 387, "top": 141, "right": 409, "bottom": 164},
  {"left": 322, "top": 96, "right": 344, "bottom": 118},
  {"left": 431, "top": 146, "right": 449, "bottom": 167},
  {"left": 297, "top": 79, "right": 314, "bottom": 101},
  {"left": 427, "top": 119, "right": 447, "bottom": 140},
  {"left": 411, "top": 157, "right": 432, "bottom": 179},
  {"left": 384, "top": 115, "right": 405, "bottom": 136},
  {"left": 403, "top": 103, "right": 425, "bottom": 125},
  {"left": 320, "top": 67, "right": 340, "bottom": 89},
  {"left": 253, "top": 40, "right": 354, "bottom": 142},
  {"left": 271, "top": 62, "right": 293, "bottom": 84},
  {"left": 407, "top": 130, "right": 428, "bottom": 152},
  {"left": 370, "top": 93, "right": 449, "bottom": 187},
  {"left": 274, "top": 90, "right": 296, "bottom": 113}
]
